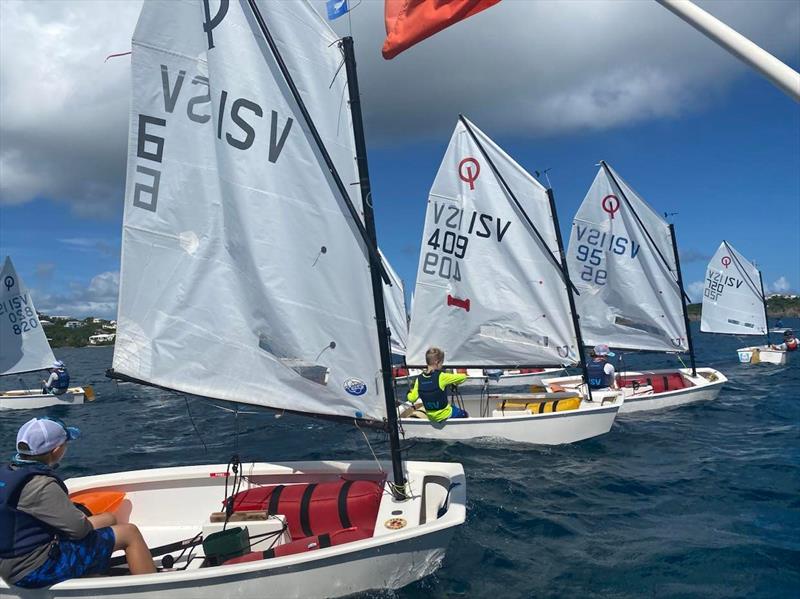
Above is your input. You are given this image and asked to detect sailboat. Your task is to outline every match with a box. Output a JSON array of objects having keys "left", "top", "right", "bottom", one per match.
[
  {"left": 0, "top": 257, "right": 93, "bottom": 410},
  {"left": 399, "top": 116, "right": 622, "bottom": 445},
  {"left": 0, "top": 2, "right": 464, "bottom": 597},
  {"left": 540, "top": 162, "right": 727, "bottom": 412},
  {"left": 701, "top": 241, "right": 786, "bottom": 365}
]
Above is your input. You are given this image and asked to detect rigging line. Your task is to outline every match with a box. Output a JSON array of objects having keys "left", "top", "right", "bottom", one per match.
[
  {"left": 354, "top": 418, "right": 385, "bottom": 474},
  {"left": 722, "top": 240, "right": 764, "bottom": 301},
  {"left": 184, "top": 396, "right": 208, "bottom": 455},
  {"left": 459, "top": 115, "right": 579, "bottom": 295},
  {"left": 600, "top": 161, "right": 691, "bottom": 303},
  {"left": 244, "top": 0, "right": 390, "bottom": 285}
]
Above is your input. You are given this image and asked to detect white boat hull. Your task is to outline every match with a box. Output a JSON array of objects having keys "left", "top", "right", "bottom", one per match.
[
  {"left": 0, "top": 386, "right": 90, "bottom": 410},
  {"left": 737, "top": 346, "right": 788, "bottom": 365},
  {"left": 395, "top": 367, "right": 564, "bottom": 391},
  {"left": 400, "top": 393, "right": 622, "bottom": 444},
  {"left": 540, "top": 368, "right": 727, "bottom": 414},
  {"left": 0, "top": 460, "right": 465, "bottom": 599}
]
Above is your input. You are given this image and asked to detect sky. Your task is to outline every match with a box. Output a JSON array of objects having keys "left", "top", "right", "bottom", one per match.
[{"left": 0, "top": 0, "right": 798, "bottom": 318}]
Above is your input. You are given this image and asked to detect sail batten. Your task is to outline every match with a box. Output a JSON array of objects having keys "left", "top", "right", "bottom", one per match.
[
  {"left": 406, "top": 117, "right": 579, "bottom": 367},
  {"left": 700, "top": 241, "right": 767, "bottom": 336},
  {"left": 113, "top": 0, "right": 386, "bottom": 421},
  {"left": 0, "top": 257, "right": 57, "bottom": 377},
  {"left": 567, "top": 163, "right": 689, "bottom": 353}
]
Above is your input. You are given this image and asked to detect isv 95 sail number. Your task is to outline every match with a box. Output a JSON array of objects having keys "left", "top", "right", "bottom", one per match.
[{"left": 423, "top": 229, "right": 468, "bottom": 281}]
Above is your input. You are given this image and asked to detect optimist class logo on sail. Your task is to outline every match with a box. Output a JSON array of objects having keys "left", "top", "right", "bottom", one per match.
[
  {"left": 422, "top": 156, "right": 512, "bottom": 284},
  {"left": 131, "top": 1, "right": 294, "bottom": 214},
  {"left": 571, "top": 195, "right": 641, "bottom": 287}
]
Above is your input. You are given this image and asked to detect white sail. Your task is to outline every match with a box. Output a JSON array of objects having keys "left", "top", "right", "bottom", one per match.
[
  {"left": 406, "top": 117, "right": 579, "bottom": 367},
  {"left": 0, "top": 257, "right": 57, "bottom": 376},
  {"left": 380, "top": 250, "right": 408, "bottom": 356},
  {"left": 113, "top": 0, "right": 386, "bottom": 421},
  {"left": 701, "top": 241, "right": 767, "bottom": 336},
  {"left": 567, "top": 163, "right": 688, "bottom": 353}
]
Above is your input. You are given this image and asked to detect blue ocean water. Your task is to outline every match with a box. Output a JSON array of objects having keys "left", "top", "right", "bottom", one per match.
[{"left": 1, "top": 321, "right": 798, "bottom": 598}]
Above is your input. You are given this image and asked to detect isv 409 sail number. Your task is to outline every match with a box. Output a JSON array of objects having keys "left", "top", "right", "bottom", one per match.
[{"left": 423, "top": 229, "right": 468, "bottom": 281}]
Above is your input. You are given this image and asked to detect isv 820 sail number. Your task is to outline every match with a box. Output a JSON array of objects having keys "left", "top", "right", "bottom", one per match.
[
  {"left": 423, "top": 229, "right": 468, "bottom": 281},
  {"left": 0, "top": 295, "right": 38, "bottom": 335}
]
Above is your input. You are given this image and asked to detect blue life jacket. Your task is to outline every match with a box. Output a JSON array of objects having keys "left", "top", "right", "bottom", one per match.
[
  {"left": 0, "top": 463, "right": 67, "bottom": 558},
  {"left": 586, "top": 360, "right": 613, "bottom": 390},
  {"left": 52, "top": 370, "right": 70, "bottom": 391},
  {"left": 417, "top": 371, "right": 448, "bottom": 412}
]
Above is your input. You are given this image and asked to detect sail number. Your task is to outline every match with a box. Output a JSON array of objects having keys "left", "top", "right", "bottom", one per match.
[
  {"left": 0, "top": 301, "right": 38, "bottom": 336},
  {"left": 575, "top": 245, "right": 608, "bottom": 285},
  {"left": 423, "top": 229, "right": 468, "bottom": 281}
]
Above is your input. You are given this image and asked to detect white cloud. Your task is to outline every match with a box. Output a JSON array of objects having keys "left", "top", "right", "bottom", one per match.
[
  {"left": 1, "top": 0, "right": 798, "bottom": 216},
  {"left": 35, "top": 271, "right": 119, "bottom": 319},
  {"left": 769, "top": 276, "right": 791, "bottom": 293},
  {"left": 687, "top": 280, "right": 705, "bottom": 303}
]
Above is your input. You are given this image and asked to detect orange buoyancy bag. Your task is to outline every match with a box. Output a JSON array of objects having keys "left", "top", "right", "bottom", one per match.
[
  {"left": 223, "top": 526, "right": 370, "bottom": 565},
  {"left": 229, "top": 479, "right": 383, "bottom": 539}
]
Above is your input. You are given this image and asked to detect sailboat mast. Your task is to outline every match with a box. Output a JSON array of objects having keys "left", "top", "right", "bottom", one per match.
[
  {"left": 341, "top": 36, "right": 407, "bottom": 496},
  {"left": 758, "top": 268, "right": 770, "bottom": 346},
  {"left": 546, "top": 189, "right": 593, "bottom": 402},
  {"left": 668, "top": 224, "right": 697, "bottom": 376}
]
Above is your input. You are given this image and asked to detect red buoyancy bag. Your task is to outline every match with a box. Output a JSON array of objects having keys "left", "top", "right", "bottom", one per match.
[
  {"left": 223, "top": 526, "right": 370, "bottom": 565},
  {"left": 618, "top": 373, "right": 691, "bottom": 393},
  {"left": 230, "top": 480, "right": 383, "bottom": 539}
]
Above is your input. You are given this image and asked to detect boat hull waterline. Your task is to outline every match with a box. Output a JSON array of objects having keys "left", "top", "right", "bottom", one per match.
[
  {"left": 539, "top": 368, "right": 727, "bottom": 414},
  {"left": 0, "top": 461, "right": 466, "bottom": 599},
  {"left": 0, "top": 387, "right": 90, "bottom": 410},
  {"left": 400, "top": 396, "right": 622, "bottom": 444}
]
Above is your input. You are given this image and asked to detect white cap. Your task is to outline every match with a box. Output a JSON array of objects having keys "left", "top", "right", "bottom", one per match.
[{"left": 16, "top": 417, "right": 80, "bottom": 456}]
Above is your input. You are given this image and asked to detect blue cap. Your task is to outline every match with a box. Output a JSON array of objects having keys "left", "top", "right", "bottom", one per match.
[{"left": 16, "top": 417, "right": 80, "bottom": 456}]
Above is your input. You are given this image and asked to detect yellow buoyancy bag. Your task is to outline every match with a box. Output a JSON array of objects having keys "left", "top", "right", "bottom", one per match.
[{"left": 500, "top": 396, "right": 581, "bottom": 414}]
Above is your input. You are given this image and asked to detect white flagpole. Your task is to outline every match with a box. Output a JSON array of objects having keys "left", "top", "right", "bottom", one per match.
[{"left": 654, "top": 0, "right": 800, "bottom": 102}]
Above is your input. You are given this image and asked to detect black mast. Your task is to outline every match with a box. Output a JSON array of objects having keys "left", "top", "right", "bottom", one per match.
[
  {"left": 459, "top": 115, "right": 578, "bottom": 293},
  {"left": 547, "top": 189, "right": 593, "bottom": 402},
  {"left": 601, "top": 161, "right": 692, "bottom": 304},
  {"left": 341, "top": 36, "right": 407, "bottom": 497},
  {"left": 244, "top": 0, "right": 388, "bottom": 285},
  {"left": 758, "top": 269, "right": 770, "bottom": 346},
  {"left": 668, "top": 224, "right": 697, "bottom": 376}
]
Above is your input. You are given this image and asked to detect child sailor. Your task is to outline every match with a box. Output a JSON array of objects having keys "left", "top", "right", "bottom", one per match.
[{"left": 406, "top": 347, "right": 469, "bottom": 421}]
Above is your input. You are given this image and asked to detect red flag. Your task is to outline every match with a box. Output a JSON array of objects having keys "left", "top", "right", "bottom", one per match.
[{"left": 382, "top": 0, "right": 501, "bottom": 60}]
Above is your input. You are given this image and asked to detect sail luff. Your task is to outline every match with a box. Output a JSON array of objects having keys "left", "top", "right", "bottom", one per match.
[
  {"left": 600, "top": 161, "right": 685, "bottom": 299},
  {"left": 546, "top": 188, "right": 593, "bottom": 402},
  {"left": 340, "top": 35, "right": 406, "bottom": 495},
  {"left": 757, "top": 267, "right": 770, "bottom": 346},
  {"left": 723, "top": 241, "right": 764, "bottom": 302},
  {"left": 459, "top": 115, "right": 573, "bottom": 292},
  {"left": 669, "top": 223, "right": 696, "bottom": 375},
  {"left": 244, "top": 0, "right": 388, "bottom": 286}
]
